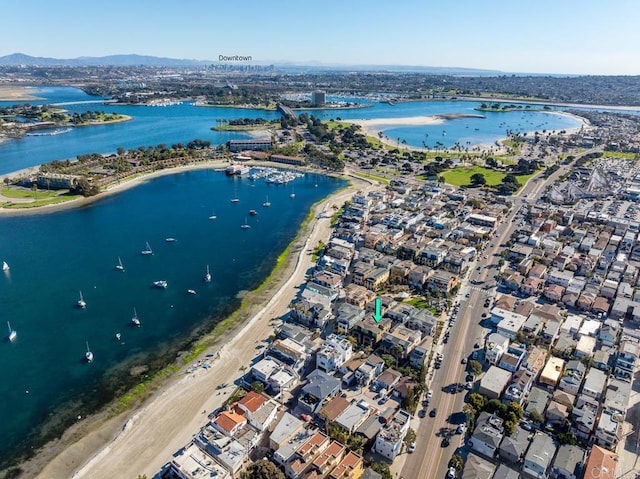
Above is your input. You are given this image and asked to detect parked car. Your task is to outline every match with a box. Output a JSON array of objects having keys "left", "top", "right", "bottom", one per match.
[
  {"left": 430, "top": 408, "right": 437, "bottom": 417},
  {"left": 461, "top": 357, "right": 467, "bottom": 364},
  {"left": 447, "top": 467, "right": 457, "bottom": 479},
  {"left": 408, "top": 442, "right": 416, "bottom": 453}
]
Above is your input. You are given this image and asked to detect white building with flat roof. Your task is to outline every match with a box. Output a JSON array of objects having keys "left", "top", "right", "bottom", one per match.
[{"left": 169, "top": 442, "right": 230, "bottom": 479}]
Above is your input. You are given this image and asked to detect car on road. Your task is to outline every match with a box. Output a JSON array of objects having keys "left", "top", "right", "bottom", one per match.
[
  {"left": 465, "top": 382, "right": 474, "bottom": 390},
  {"left": 408, "top": 442, "right": 416, "bottom": 453},
  {"left": 427, "top": 390, "right": 433, "bottom": 399},
  {"left": 456, "top": 423, "right": 467, "bottom": 434},
  {"left": 418, "top": 409, "right": 427, "bottom": 418},
  {"left": 474, "top": 342, "right": 481, "bottom": 348},
  {"left": 430, "top": 408, "right": 437, "bottom": 417},
  {"left": 465, "top": 374, "right": 475, "bottom": 382},
  {"left": 461, "top": 357, "right": 467, "bottom": 364},
  {"left": 441, "top": 436, "right": 450, "bottom": 447},
  {"left": 447, "top": 467, "right": 457, "bottom": 479}
]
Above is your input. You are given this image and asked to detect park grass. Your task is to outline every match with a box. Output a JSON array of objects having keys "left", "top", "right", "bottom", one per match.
[
  {"left": 602, "top": 150, "right": 637, "bottom": 159},
  {"left": 352, "top": 171, "right": 390, "bottom": 185},
  {"left": 1, "top": 193, "right": 81, "bottom": 209},
  {"left": 325, "top": 120, "right": 350, "bottom": 131},
  {"left": 441, "top": 166, "right": 506, "bottom": 186},
  {"left": 212, "top": 122, "right": 280, "bottom": 132},
  {"left": 1, "top": 187, "right": 60, "bottom": 199},
  {"left": 441, "top": 166, "right": 539, "bottom": 188}
]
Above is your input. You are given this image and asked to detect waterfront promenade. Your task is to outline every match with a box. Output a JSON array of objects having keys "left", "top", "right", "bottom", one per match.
[{"left": 34, "top": 174, "right": 376, "bottom": 479}]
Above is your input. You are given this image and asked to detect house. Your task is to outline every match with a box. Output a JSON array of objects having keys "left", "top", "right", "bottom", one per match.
[
  {"left": 493, "top": 464, "right": 520, "bottom": 479},
  {"left": 498, "top": 426, "right": 531, "bottom": 464},
  {"left": 499, "top": 345, "right": 527, "bottom": 372},
  {"left": 426, "top": 270, "right": 459, "bottom": 294},
  {"left": 575, "top": 335, "right": 596, "bottom": 359},
  {"left": 470, "top": 412, "right": 504, "bottom": 458},
  {"left": 553, "top": 390, "right": 576, "bottom": 409},
  {"left": 320, "top": 396, "right": 352, "bottom": 426},
  {"left": 373, "top": 409, "right": 411, "bottom": 460},
  {"left": 212, "top": 410, "right": 247, "bottom": 437},
  {"left": 268, "top": 338, "right": 309, "bottom": 373},
  {"left": 526, "top": 387, "right": 551, "bottom": 420},
  {"left": 317, "top": 334, "right": 353, "bottom": 373},
  {"left": 540, "top": 356, "right": 565, "bottom": 388},
  {"left": 169, "top": 442, "right": 230, "bottom": 479},
  {"left": 195, "top": 424, "right": 252, "bottom": 475},
  {"left": 522, "top": 432, "right": 556, "bottom": 479},
  {"left": 546, "top": 400, "right": 569, "bottom": 426},
  {"left": 613, "top": 340, "right": 638, "bottom": 381},
  {"left": 582, "top": 445, "right": 618, "bottom": 479},
  {"left": 595, "top": 409, "right": 623, "bottom": 449},
  {"left": 284, "top": 431, "right": 331, "bottom": 479},
  {"left": 478, "top": 366, "right": 512, "bottom": 399},
  {"left": 306, "top": 440, "right": 346, "bottom": 478},
  {"left": 334, "top": 400, "right": 374, "bottom": 434},
  {"left": 328, "top": 451, "right": 364, "bottom": 479},
  {"left": 299, "top": 369, "right": 342, "bottom": 414},
  {"left": 269, "top": 412, "right": 305, "bottom": 451},
  {"left": 355, "top": 354, "right": 385, "bottom": 386},
  {"left": 461, "top": 452, "right": 496, "bottom": 479},
  {"left": 232, "top": 391, "right": 279, "bottom": 432},
  {"left": 485, "top": 333, "right": 510, "bottom": 365},
  {"left": 373, "top": 368, "right": 402, "bottom": 393},
  {"left": 495, "top": 310, "right": 528, "bottom": 340},
  {"left": 559, "top": 360, "right": 586, "bottom": 396},
  {"left": 581, "top": 368, "right": 607, "bottom": 401},
  {"left": 571, "top": 402, "right": 597, "bottom": 442},
  {"left": 503, "top": 369, "right": 535, "bottom": 405},
  {"left": 550, "top": 444, "right": 585, "bottom": 479},
  {"left": 604, "top": 377, "right": 632, "bottom": 416}
]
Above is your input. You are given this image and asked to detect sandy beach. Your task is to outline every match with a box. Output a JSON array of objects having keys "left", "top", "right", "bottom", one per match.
[
  {"left": 0, "top": 85, "right": 43, "bottom": 101},
  {"left": 17, "top": 169, "right": 376, "bottom": 479}
]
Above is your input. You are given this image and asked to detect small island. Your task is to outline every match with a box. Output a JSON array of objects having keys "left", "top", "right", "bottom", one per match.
[
  {"left": 211, "top": 117, "right": 280, "bottom": 131},
  {"left": 474, "top": 102, "right": 551, "bottom": 112},
  {"left": 0, "top": 104, "right": 131, "bottom": 142}
]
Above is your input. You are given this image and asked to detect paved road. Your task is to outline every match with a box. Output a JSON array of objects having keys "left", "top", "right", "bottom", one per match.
[{"left": 401, "top": 149, "right": 600, "bottom": 479}]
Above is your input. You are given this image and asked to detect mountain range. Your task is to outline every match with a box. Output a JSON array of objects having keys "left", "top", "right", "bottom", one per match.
[{"left": 0, "top": 53, "right": 503, "bottom": 75}]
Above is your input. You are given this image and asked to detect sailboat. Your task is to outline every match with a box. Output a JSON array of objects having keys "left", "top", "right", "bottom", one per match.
[
  {"left": 115, "top": 257, "right": 125, "bottom": 272},
  {"left": 115, "top": 332, "right": 121, "bottom": 341},
  {"left": 2, "top": 261, "right": 9, "bottom": 271},
  {"left": 141, "top": 242, "right": 153, "bottom": 255},
  {"left": 263, "top": 195, "right": 271, "bottom": 207},
  {"left": 204, "top": 264, "right": 212, "bottom": 283},
  {"left": 230, "top": 198, "right": 240, "bottom": 203},
  {"left": 7, "top": 321, "right": 16, "bottom": 342},
  {"left": 290, "top": 186, "right": 296, "bottom": 199},
  {"left": 85, "top": 341, "right": 94, "bottom": 363},
  {"left": 131, "top": 308, "right": 141, "bottom": 327},
  {"left": 209, "top": 210, "right": 217, "bottom": 220},
  {"left": 241, "top": 218, "right": 251, "bottom": 229},
  {"left": 77, "top": 291, "right": 87, "bottom": 309}
]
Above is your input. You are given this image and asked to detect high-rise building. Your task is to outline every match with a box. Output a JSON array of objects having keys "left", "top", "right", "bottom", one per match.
[{"left": 312, "top": 90, "right": 326, "bottom": 107}]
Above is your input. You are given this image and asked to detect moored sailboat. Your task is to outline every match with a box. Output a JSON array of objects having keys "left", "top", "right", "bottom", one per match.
[
  {"left": 2, "top": 261, "right": 9, "bottom": 272},
  {"left": 204, "top": 264, "right": 212, "bottom": 283},
  {"left": 141, "top": 242, "right": 153, "bottom": 255},
  {"left": 7, "top": 321, "right": 16, "bottom": 342},
  {"left": 115, "top": 257, "right": 125, "bottom": 272},
  {"left": 77, "top": 291, "right": 87, "bottom": 309},
  {"left": 131, "top": 308, "right": 140, "bottom": 327},
  {"left": 263, "top": 195, "right": 271, "bottom": 207},
  {"left": 241, "top": 218, "right": 251, "bottom": 229},
  {"left": 85, "top": 341, "right": 94, "bottom": 363}
]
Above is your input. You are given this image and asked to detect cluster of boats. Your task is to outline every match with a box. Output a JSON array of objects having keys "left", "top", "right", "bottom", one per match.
[{"left": 265, "top": 170, "right": 304, "bottom": 184}]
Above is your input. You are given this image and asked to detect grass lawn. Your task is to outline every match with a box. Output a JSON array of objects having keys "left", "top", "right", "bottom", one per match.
[
  {"left": 352, "top": 171, "right": 390, "bottom": 184},
  {"left": 441, "top": 166, "right": 539, "bottom": 188},
  {"left": 441, "top": 167, "right": 506, "bottom": 186},
  {"left": 2, "top": 193, "right": 81, "bottom": 209},
  {"left": 1, "top": 187, "right": 60, "bottom": 199},
  {"left": 603, "top": 150, "right": 637, "bottom": 159}
]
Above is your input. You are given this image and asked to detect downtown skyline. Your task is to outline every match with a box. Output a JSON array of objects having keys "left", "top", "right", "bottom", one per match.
[{"left": 2, "top": 0, "right": 639, "bottom": 75}]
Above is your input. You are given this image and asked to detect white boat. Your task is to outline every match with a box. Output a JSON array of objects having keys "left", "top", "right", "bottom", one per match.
[
  {"left": 241, "top": 218, "right": 251, "bottom": 229},
  {"left": 208, "top": 210, "right": 217, "bottom": 220},
  {"left": 231, "top": 198, "right": 240, "bottom": 203},
  {"left": 131, "top": 308, "right": 141, "bottom": 327},
  {"left": 77, "top": 291, "right": 87, "bottom": 309},
  {"left": 115, "top": 257, "right": 125, "bottom": 272},
  {"left": 85, "top": 341, "right": 94, "bottom": 363},
  {"left": 7, "top": 321, "right": 16, "bottom": 342},
  {"left": 290, "top": 186, "right": 295, "bottom": 199},
  {"left": 115, "top": 332, "right": 121, "bottom": 341},
  {"left": 204, "top": 264, "right": 211, "bottom": 283},
  {"left": 165, "top": 237, "right": 177, "bottom": 243},
  {"left": 187, "top": 289, "right": 197, "bottom": 295},
  {"left": 141, "top": 242, "right": 153, "bottom": 255},
  {"left": 2, "top": 261, "right": 9, "bottom": 271},
  {"left": 263, "top": 196, "right": 271, "bottom": 207},
  {"left": 153, "top": 280, "right": 168, "bottom": 289}
]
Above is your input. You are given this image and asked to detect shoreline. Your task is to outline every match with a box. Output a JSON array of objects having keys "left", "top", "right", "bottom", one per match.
[{"left": 23, "top": 172, "right": 374, "bottom": 479}]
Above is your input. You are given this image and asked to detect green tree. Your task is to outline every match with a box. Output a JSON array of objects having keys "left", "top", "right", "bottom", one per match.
[
  {"left": 468, "top": 360, "right": 483, "bottom": 376},
  {"left": 369, "top": 462, "right": 393, "bottom": 479},
  {"left": 240, "top": 460, "right": 285, "bottom": 479},
  {"left": 449, "top": 453, "right": 464, "bottom": 471},
  {"left": 529, "top": 411, "right": 544, "bottom": 424},
  {"left": 404, "top": 428, "right": 417, "bottom": 447},
  {"left": 507, "top": 402, "right": 524, "bottom": 421},
  {"left": 557, "top": 431, "right": 578, "bottom": 445},
  {"left": 504, "top": 420, "right": 516, "bottom": 436},
  {"left": 470, "top": 173, "right": 487, "bottom": 186},
  {"left": 468, "top": 393, "right": 487, "bottom": 412},
  {"left": 250, "top": 381, "right": 265, "bottom": 393}
]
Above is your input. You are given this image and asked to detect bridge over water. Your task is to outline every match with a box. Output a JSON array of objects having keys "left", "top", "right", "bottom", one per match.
[{"left": 46, "top": 99, "right": 118, "bottom": 107}]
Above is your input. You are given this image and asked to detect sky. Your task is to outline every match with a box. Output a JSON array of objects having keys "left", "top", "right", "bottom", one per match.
[{"left": 2, "top": 0, "right": 639, "bottom": 75}]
